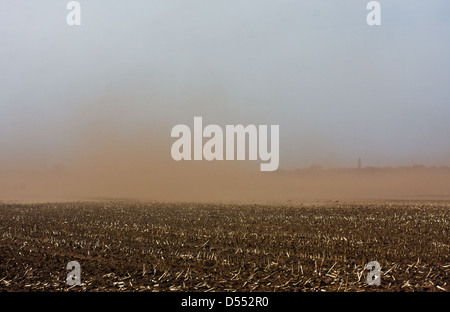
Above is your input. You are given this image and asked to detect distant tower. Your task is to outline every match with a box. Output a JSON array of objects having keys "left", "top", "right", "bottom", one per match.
[{"left": 358, "top": 157, "right": 362, "bottom": 169}]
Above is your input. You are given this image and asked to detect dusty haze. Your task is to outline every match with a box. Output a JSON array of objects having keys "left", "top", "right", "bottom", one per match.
[
  {"left": 1, "top": 1, "right": 450, "bottom": 202},
  {"left": 1, "top": 123, "right": 450, "bottom": 202}
]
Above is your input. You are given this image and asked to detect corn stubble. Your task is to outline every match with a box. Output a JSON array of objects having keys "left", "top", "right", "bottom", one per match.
[{"left": 0, "top": 201, "right": 448, "bottom": 292}]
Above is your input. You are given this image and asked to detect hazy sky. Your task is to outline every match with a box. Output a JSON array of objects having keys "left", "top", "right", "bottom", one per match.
[{"left": 1, "top": 0, "right": 450, "bottom": 170}]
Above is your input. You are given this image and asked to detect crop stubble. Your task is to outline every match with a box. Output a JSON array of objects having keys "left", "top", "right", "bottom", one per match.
[{"left": 0, "top": 201, "right": 448, "bottom": 292}]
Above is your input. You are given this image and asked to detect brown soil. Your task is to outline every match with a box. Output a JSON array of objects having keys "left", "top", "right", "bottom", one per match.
[{"left": 0, "top": 200, "right": 448, "bottom": 292}]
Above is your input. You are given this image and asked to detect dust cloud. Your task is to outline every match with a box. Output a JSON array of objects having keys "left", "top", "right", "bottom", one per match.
[
  {"left": 1, "top": 1, "right": 450, "bottom": 203},
  {"left": 1, "top": 124, "right": 450, "bottom": 203}
]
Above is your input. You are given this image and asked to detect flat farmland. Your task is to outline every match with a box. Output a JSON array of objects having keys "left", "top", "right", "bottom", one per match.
[{"left": 0, "top": 201, "right": 448, "bottom": 292}]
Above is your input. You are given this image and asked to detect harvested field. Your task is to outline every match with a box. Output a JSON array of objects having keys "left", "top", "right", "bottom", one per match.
[{"left": 0, "top": 201, "right": 448, "bottom": 292}]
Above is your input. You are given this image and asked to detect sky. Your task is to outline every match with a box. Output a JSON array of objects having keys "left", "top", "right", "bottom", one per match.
[{"left": 1, "top": 0, "right": 450, "bottom": 171}]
